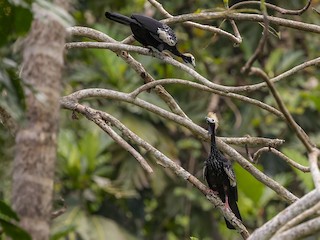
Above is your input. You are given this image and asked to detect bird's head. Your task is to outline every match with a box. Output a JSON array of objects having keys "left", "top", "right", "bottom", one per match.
[
  {"left": 182, "top": 53, "right": 196, "bottom": 68},
  {"left": 205, "top": 112, "right": 219, "bottom": 134}
]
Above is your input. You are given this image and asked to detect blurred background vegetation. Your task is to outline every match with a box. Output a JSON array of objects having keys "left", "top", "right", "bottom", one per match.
[{"left": 1, "top": 0, "right": 320, "bottom": 239}]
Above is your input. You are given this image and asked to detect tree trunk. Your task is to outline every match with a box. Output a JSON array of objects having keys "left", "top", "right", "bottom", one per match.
[{"left": 11, "top": 2, "right": 67, "bottom": 239}]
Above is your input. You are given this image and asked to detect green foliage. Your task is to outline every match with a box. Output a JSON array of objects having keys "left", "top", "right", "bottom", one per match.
[
  {"left": 1, "top": 0, "right": 319, "bottom": 239},
  {"left": 0, "top": 200, "right": 31, "bottom": 240},
  {"left": 51, "top": 207, "right": 136, "bottom": 240},
  {"left": 0, "top": 0, "right": 32, "bottom": 47}
]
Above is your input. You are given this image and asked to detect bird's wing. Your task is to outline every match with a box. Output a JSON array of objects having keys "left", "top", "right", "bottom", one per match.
[
  {"left": 221, "top": 156, "right": 236, "bottom": 187},
  {"left": 131, "top": 14, "right": 177, "bottom": 46},
  {"left": 203, "top": 164, "right": 207, "bottom": 181},
  {"left": 221, "top": 155, "right": 238, "bottom": 200}
]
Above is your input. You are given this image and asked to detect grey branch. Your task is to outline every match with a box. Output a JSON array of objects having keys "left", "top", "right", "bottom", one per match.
[
  {"left": 148, "top": 0, "right": 242, "bottom": 44},
  {"left": 67, "top": 27, "right": 188, "bottom": 119},
  {"left": 61, "top": 88, "right": 298, "bottom": 204},
  {"left": 61, "top": 100, "right": 250, "bottom": 237},
  {"left": 230, "top": 0, "right": 311, "bottom": 15},
  {"left": 253, "top": 147, "right": 310, "bottom": 173},
  {"left": 309, "top": 148, "right": 320, "bottom": 191},
  {"left": 81, "top": 106, "right": 153, "bottom": 173},
  {"left": 270, "top": 216, "right": 320, "bottom": 240},
  {"left": 248, "top": 190, "right": 320, "bottom": 240},
  {"left": 277, "top": 202, "right": 320, "bottom": 234}
]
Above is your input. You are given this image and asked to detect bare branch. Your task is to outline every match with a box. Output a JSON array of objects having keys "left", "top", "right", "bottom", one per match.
[
  {"left": 248, "top": 190, "right": 320, "bottom": 240},
  {"left": 67, "top": 34, "right": 320, "bottom": 95},
  {"left": 230, "top": 0, "right": 312, "bottom": 15},
  {"left": 271, "top": 216, "right": 320, "bottom": 240},
  {"left": 250, "top": 67, "right": 315, "bottom": 152},
  {"left": 253, "top": 147, "right": 310, "bottom": 173},
  {"left": 241, "top": 8, "right": 269, "bottom": 74},
  {"left": 67, "top": 27, "right": 189, "bottom": 119},
  {"left": 241, "top": 56, "right": 320, "bottom": 93},
  {"left": 148, "top": 0, "right": 242, "bottom": 44},
  {"left": 66, "top": 34, "right": 320, "bottom": 96},
  {"left": 81, "top": 106, "right": 153, "bottom": 173},
  {"left": 220, "top": 137, "right": 285, "bottom": 147},
  {"left": 309, "top": 148, "right": 320, "bottom": 191},
  {"left": 61, "top": 100, "right": 250, "bottom": 237},
  {"left": 218, "top": 140, "right": 298, "bottom": 204},
  {"left": 51, "top": 197, "right": 67, "bottom": 219},
  {"left": 61, "top": 88, "right": 298, "bottom": 203},
  {"left": 277, "top": 202, "right": 320, "bottom": 234},
  {"left": 129, "top": 78, "right": 284, "bottom": 119},
  {"left": 164, "top": 12, "right": 320, "bottom": 34}
]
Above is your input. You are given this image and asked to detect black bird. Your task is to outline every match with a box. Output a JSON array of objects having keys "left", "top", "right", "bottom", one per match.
[
  {"left": 204, "top": 112, "right": 242, "bottom": 229},
  {"left": 105, "top": 12, "right": 195, "bottom": 68}
]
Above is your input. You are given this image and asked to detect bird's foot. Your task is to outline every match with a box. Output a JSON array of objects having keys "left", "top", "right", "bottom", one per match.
[{"left": 207, "top": 189, "right": 219, "bottom": 196}]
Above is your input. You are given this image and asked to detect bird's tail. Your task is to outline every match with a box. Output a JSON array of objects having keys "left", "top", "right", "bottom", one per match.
[
  {"left": 224, "top": 200, "right": 242, "bottom": 229},
  {"left": 105, "top": 12, "right": 133, "bottom": 25}
]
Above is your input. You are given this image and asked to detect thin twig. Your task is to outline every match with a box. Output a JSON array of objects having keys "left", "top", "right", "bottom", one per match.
[
  {"left": 241, "top": 3, "right": 269, "bottom": 74},
  {"left": 218, "top": 139, "right": 298, "bottom": 204},
  {"left": 148, "top": 0, "right": 242, "bottom": 44},
  {"left": 51, "top": 197, "right": 67, "bottom": 219},
  {"left": 250, "top": 67, "right": 315, "bottom": 152},
  {"left": 230, "top": 0, "right": 312, "bottom": 15},
  {"left": 66, "top": 27, "right": 189, "bottom": 119},
  {"left": 253, "top": 147, "right": 310, "bottom": 173},
  {"left": 62, "top": 101, "right": 250, "bottom": 238},
  {"left": 220, "top": 137, "right": 285, "bottom": 147},
  {"left": 66, "top": 36, "right": 320, "bottom": 94},
  {"left": 81, "top": 106, "right": 153, "bottom": 173},
  {"left": 129, "top": 78, "right": 284, "bottom": 119},
  {"left": 61, "top": 88, "right": 298, "bottom": 204},
  {"left": 163, "top": 12, "right": 320, "bottom": 34}
]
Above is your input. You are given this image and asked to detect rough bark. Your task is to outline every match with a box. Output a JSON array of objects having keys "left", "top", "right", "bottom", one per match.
[{"left": 11, "top": 2, "right": 67, "bottom": 240}]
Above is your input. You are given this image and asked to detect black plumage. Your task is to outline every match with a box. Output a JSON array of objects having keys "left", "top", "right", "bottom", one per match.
[
  {"left": 204, "top": 112, "right": 242, "bottom": 229},
  {"left": 105, "top": 12, "right": 195, "bottom": 67}
]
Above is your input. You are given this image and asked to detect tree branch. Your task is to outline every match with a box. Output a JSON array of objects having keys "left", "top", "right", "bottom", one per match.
[
  {"left": 309, "top": 148, "right": 320, "bottom": 191},
  {"left": 67, "top": 27, "right": 189, "bottom": 119},
  {"left": 61, "top": 88, "right": 298, "bottom": 204},
  {"left": 60, "top": 100, "right": 250, "bottom": 238},
  {"left": 230, "top": 0, "right": 312, "bottom": 16},
  {"left": 80, "top": 105, "right": 153, "bottom": 173},
  {"left": 164, "top": 12, "right": 320, "bottom": 34},
  {"left": 271, "top": 216, "right": 320, "bottom": 240},
  {"left": 148, "top": 0, "right": 242, "bottom": 44},
  {"left": 253, "top": 147, "right": 310, "bottom": 173},
  {"left": 277, "top": 202, "right": 320, "bottom": 234},
  {"left": 129, "top": 78, "right": 284, "bottom": 118},
  {"left": 248, "top": 190, "right": 320, "bottom": 240},
  {"left": 250, "top": 67, "right": 315, "bottom": 152}
]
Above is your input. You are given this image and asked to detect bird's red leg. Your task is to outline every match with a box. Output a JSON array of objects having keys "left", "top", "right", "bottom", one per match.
[{"left": 224, "top": 194, "right": 231, "bottom": 210}]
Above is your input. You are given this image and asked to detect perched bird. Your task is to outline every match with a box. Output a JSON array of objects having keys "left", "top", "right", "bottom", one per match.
[
  {"left": 105, "top": 12, "right": 195, "bottom": 68},
  {"left": 204, "top": 112, "right": 242, "bottom": 229}
]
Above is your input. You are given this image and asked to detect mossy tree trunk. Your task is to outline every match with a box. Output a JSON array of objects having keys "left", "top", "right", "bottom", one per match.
[{"left": 11, "top": 2, "right": 68, "bottom": 239}]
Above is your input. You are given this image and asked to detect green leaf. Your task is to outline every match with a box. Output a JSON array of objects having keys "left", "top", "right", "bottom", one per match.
[
  {"left": 0, "top": 200, "right": 19, "bottom": 221},
  {"left": 50, "top": 225, "right": 76, "bottom": 240},
  {"left": 282, "top": 148, "right": 313, "bottom": 192},
  {"left": 235, "top": 163, "right": 264, "bottom": 203},
  {"left": 0, "top": 219, "right": 32, "bottom": 240}
]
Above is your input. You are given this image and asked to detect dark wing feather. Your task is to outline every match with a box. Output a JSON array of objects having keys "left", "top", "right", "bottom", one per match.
[
  {"left": 131, "top": 14, "right": 177, "bottom": 46},
  {"left": 131, "top": 15, "right": 163, "bottom": 35},
  {"left": 221, "top": 154, "right": 238, "bottom": 201}
]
